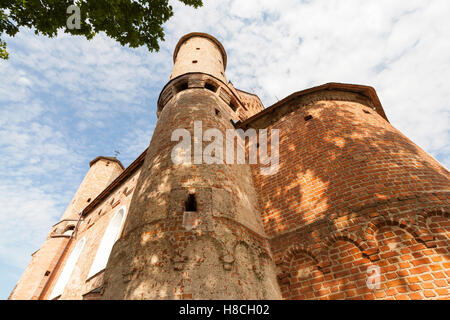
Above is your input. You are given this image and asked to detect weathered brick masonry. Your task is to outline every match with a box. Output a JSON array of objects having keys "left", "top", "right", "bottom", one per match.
[
  {"left": 244, "top": 85, "right": 449, "bottom": 300},
  {"left": 10, "top": 33, "right": 449, "bottom": 300}
]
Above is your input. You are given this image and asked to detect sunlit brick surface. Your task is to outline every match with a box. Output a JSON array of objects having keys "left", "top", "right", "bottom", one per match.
[{"left": 10, "top": 33, "right": 449, "bottom": 300}]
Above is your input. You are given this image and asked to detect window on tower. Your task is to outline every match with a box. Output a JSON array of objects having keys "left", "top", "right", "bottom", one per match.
[
  {"left": 205, "top": 82, "right": 218, "bottom": 93},
  {"left": 87, "top": 207, "right": 126, "bottom": 279},
  {"left": 185, "top": 194, "right": 197, "bottom": 212},
  {"left": 62, "top": 225, "right": 75, "bottom": 236},
  {"left": 229, "top": 99, "right": 238, "bottom": 112},
  {"left": 174, "top": 81, "right": 189, "bottom": 94},
  {"left": 49, "top": 237, "right": 86, "bottom": 299}
]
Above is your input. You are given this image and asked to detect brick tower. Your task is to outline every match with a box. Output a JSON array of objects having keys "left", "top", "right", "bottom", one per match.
[
  {"left": 10, "top": 32, "right": 449, "bottom": 300},
  {"left": 9, "top": 157, "right": 124, "bottom": 300},
  {"left": 101, "top": 33, "right": 282, "bottom": 299}
]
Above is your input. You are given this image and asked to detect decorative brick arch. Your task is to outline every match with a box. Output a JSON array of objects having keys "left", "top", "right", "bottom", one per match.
[
  {"left": 365, "top": 217, "right": 435, "bottom": 250},
  {"left": 175, "top": 234, "right": 228, "bottom": 271},
  {"left": 419, "top": 209, "right": 450, "bottom": 248},
  {"left": 323, "top": 232, "right": 368, "bottom": 252},
  {"left": 418, "top": 209, "right": 450, "bottom": 225},
  {"left": 277, "top": 244, "right": 324, "bottom": 284},
  {"left": 232, "top": 240, "right": 254, "bottom": 264},
  {"left": 320, "top": 232, "right": 372, "bottom": 267}
]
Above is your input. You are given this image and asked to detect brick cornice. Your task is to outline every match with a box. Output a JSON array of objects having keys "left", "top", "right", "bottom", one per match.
[
  {"left": 89, "top": 156, "right": 125, "bottom": 170},
  {"left": 239, "top": 82, "right": 388, "bottom": 129}
]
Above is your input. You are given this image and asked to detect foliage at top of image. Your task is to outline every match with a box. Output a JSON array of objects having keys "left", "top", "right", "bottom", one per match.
[{"left": 0, "top": 0, "right": 203, "bottom": 60}]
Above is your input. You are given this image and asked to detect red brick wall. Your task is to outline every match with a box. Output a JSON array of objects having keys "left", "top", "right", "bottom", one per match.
[{"left": 251, "top": 90, "right": 450, "bottom": 300}]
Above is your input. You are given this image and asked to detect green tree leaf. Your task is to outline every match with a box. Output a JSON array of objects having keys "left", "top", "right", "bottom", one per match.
[{"left": 0, "top": 0, "right": 203, "bottom": 60}]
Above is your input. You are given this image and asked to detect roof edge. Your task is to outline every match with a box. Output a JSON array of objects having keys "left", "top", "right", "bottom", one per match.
[
  {"left": 89, "top": 156, "right": 125, "bottom": 170},
  {"left": 239, "top": 82, "right": 388, "bottom": 128}
]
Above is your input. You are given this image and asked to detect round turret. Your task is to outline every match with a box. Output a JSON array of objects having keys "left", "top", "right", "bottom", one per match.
[{"left": 170, "top": 32, "right": 227, "bottom": 83}]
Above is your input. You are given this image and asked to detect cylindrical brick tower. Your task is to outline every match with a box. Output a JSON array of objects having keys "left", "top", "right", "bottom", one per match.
[
  {"left": 101, "top": 33, "right": 281, "bottom": 299},
  {"left": 9, "top": 157, "right": 124, "bottom": 300},
  {"left": 61, "top": 157, "right": 124, "bottom": 220},
  {"left": 170, "top": 33, "right": 227, "bottom": 82}
]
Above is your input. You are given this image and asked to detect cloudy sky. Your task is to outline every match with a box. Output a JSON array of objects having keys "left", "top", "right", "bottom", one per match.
[{"left": 0, "top": 0, "right": 449, "bottom": 299}]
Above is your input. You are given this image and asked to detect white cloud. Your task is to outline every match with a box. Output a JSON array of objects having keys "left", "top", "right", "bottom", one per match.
[
  {"left": 165, "top": 0, "right": 450, "bottom": 163},
  {"left": 0, "top": 182, "right": 61, "bottom": 268}
]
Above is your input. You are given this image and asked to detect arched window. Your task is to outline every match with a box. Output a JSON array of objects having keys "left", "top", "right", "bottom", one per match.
[
  {"left": 87, "top": 207, "right": 126, "bottom": 278},
  {"left": 62, "top": 225, "right": 75, "bottom": 236},
  {"left": 49, "top": 237, "right": 86, "bottom": 299}
]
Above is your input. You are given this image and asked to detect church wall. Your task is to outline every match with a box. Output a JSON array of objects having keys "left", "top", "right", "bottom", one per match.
[{"left": 250, "top": 90, "right": 450, "bottom": 300}]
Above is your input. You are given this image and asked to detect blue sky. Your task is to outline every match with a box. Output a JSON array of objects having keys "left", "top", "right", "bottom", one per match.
[{"left": 0, "top": 0, "right": 449, "bottom": 299}]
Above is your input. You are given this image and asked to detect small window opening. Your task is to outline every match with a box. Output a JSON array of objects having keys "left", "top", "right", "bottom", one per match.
[
  {"left": 230, "top": 119, "right": 241, "bottom": 127},
  {"left": 205, "top": 82, "right": 218, "bottom": 92},
  {"left": 304, "top": 115, "right": 313, "bottom": 121},
  {"left": 185, "top": 194, "right": 197, "bottom": 212},
  {"left": 215, "top": 109, "right": 221, "bottom": 116},
  {"left": 63, "top": 225, "right": 75, "bottom": 236},
  {"left": 45, "top": 271, "right": 51, "bottom": 276},
  {"left": 229, "top": 100, "right": 238, "bottom": 112},
  {"left": 363, "top": 109, "right": 371, "bottom": 114},
  {"left": 192, "top": 60, "right": 198, "bottom": 64},
  {"left": 196, "top": 48, "right": 200, "bottom": 50},
  {"left": 87, "top": 198, "right": 91, "bottom": 203},
  {"left": 175, "top": 81, "right": 189, "bottom": 93}
]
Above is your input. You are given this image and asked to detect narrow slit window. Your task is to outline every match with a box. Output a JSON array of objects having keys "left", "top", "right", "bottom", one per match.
[
  {"left": 185, "top": 194, "right": 197, "bottom": 212},
  {"left": 63, "top": 225, "right": 75, "bottom": 236},
  {"left": 304, "top": 115, "right": 313, "bottom": 121},
  {"left": 229, "top": 100, "right": 238, "bottom": 112},
  {"left": 192, "top": 60, "right": 198, "bottom": 64}
]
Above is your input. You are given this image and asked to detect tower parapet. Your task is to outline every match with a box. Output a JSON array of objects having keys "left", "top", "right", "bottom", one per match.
[{"left": 158, "top": 33, "right": 263, "bottom": 121}]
